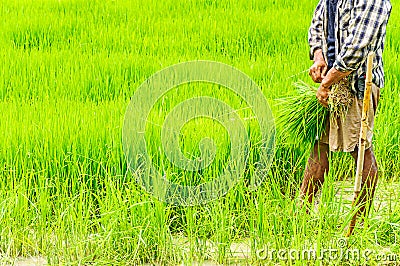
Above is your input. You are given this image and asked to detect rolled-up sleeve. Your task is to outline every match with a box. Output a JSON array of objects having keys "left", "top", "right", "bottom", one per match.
[
  {"left": 334, "top": 0, "right": 390, "bottom": 72},
  {"left": 308, "top": 0, "right": 325, "bottom": 60}
]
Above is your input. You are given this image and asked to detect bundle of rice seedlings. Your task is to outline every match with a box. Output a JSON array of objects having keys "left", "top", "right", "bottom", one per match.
[
  {"left": 328, "top": 77, "right": 353, "bottom": 123},
  {"left": 276, "top": 79, "right": 353, "bottom": 145},
  {"left": 276, "top": 81, "right": 328, "bottom": 145}
]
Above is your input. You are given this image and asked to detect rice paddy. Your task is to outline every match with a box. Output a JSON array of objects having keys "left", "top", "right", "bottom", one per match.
[{"left": 0, "top": 0, "right": 399, "bottom": 265}]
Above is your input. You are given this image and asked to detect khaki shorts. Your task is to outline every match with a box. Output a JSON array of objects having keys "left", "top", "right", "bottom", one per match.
[{"left": 320, "top": 84, "right": 380, "bottom": 152}]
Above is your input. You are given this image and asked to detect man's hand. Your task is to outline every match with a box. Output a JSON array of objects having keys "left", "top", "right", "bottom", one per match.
[
  {"left": 316, "top": 83, "right": 330, "bottom": 108},
  {"left": 309, "top": 49, "right": 327, "bottom": 83}
]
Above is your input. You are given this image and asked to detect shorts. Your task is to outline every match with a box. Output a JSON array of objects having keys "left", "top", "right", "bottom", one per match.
[{"left": 320, "top": 83, "right": 380, "bottom": 152}]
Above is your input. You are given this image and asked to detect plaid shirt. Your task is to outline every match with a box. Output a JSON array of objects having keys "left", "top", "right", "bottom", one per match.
[{"left": 309, "top": 0, "right": 392, "bottom": 89}]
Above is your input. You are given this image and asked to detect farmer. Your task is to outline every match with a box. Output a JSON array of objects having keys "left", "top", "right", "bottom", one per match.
[{"left": 300, "top": 0, "right": 392, "bottom": 218}]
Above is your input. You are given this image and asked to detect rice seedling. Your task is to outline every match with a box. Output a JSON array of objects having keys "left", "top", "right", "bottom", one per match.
[
  {"left": 276, "top": 78, "right": 357, "bottom": 146},
  {"left": 276, "top": 81, "right": 328, "bottom": 145}
]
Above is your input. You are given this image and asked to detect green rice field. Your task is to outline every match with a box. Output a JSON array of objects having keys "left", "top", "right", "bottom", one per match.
[{"left": 0, "top": 0, "right": 399, "bottom": 265}]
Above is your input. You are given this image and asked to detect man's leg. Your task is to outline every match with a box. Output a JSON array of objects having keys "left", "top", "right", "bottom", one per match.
[
  {"left": 350, "top": 147, "right": 378, "bottom": 218},
  {"left": 300, "top": 142, "right": 330, "bottom": 205}
]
